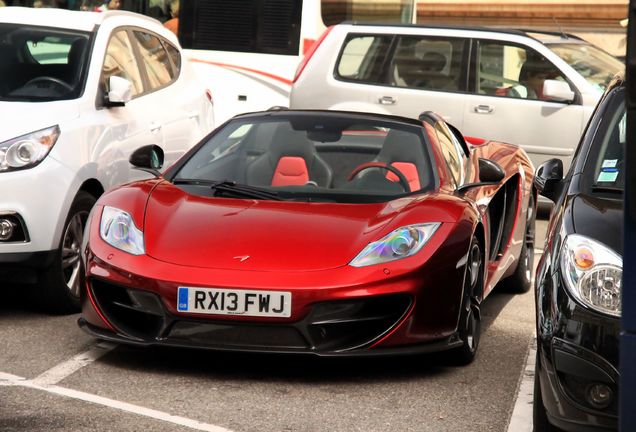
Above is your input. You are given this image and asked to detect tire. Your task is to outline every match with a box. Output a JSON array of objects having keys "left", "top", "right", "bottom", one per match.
[
  {"left": 449, "top": 236, "right": 483, "bottom": 365},
  {"left": 501, "top": 195, "right": 536, "bottom": 294},
  {"left": 39, "top": 191, "right": 96, "bottom": 314},
  {"left": 533, "top": 352, "right": 563, "bottom": 432}
]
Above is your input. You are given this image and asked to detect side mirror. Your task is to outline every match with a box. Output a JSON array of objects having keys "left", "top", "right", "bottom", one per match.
[
  {"left": 457, "top": 158, "right": 504, "bottom": 193},
  {"left": 106, "top": 76, "right": 133, "bottom": 106},
  {"left": 478, "top": 158, "right": 505, "bottom": 183},
  {"left": 542, "top": 80, "right": 575, "bottom": 103},
  {"left": 534, "top": 158, "right": 563, "bottom": 202},
  {"left": 130, "top": 145, "right": 164, "bottom": 177}
]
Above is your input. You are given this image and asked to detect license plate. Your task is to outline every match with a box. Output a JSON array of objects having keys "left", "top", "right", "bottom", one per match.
[{"left": 177, "top": 287, "right": 292, "bottom": 318}]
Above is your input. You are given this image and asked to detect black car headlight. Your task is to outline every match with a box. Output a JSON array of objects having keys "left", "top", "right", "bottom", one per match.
[{"left": 561, "top": 234, "right": 622, "bottom": 317}]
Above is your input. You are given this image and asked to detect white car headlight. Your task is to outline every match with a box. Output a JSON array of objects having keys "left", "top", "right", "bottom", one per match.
[
  {"left": 99, "top": 206, "right": 145, "bottom": 255},
  {"left": 561, "top": 234, "right": 622, "bottom": 317},
  {"left": 0, "top": 125, "right": 60, "bottom": 172},
  {"left": 349, "top": 223, "right": 440, "bottom": 267}
]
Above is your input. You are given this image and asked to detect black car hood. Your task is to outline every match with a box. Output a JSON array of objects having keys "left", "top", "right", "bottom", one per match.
[{"left": 572, "top": 193, "right": 623, "bottom": 256}]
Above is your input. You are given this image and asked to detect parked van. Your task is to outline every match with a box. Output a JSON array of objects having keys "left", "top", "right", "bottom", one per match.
[{"left": 290, "top": 23, "right": 623, "bottom": 171}]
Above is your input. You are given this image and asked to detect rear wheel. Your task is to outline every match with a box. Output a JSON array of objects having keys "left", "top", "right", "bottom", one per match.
[
  {"left": 39, "top": 191, "right": 96, "bottom": 314},
  {"left": 449, "top": 236, "right": 483, "bottom": 365},
  {"left": 501, "top": 195, "right": 536, "bottom": 293}
]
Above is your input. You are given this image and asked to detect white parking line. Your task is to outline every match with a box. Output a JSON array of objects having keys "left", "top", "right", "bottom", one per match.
[
  {"left": 506, "top": 338, "right": 536, "bottom": 432},
  {"left": 0, "top": 371, "right": 233, "bottom": 432},
  {"left": 32, "top": 341, "right": 117, "bottom": 386}
]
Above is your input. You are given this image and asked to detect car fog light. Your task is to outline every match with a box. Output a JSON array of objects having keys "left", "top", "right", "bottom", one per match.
[
  {"left": 0, "top": 219, "right": 14, "bottom": 241},
  {"left": 586, "top": 383, "right": 613, "bottom": 409}
]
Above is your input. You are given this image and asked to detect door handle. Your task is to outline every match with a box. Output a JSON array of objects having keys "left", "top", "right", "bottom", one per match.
[
  {"left": 378, "top": 96, "right": 397, "bottom": 105},
  {"left": 187, "top": 110, "right": 199, "bottom": 120},
  {"left": 474, "top": 105, "right": 494, "bottom": 114},
  {"left": 150, "top": 122, "right": 162, "bottom": 133}
]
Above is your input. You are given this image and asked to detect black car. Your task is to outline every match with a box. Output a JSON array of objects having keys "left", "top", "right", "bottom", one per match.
[{"left": 533, "top": 75, "right": 624, "bottom": 431}]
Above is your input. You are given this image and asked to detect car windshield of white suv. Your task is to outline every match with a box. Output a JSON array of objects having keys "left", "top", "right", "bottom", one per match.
[
  {"left": 171, "top": 115, "right": 436, "bottom": 203},
  {"left": 0, "top": 24, "right": 91, "bottom": 101},
  {"left": 548, "top": 43, "right": 623, "bottom": 94}
]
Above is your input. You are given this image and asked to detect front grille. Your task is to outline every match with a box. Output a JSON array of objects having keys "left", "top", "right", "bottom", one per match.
[{"left": 90, "top": 279, "right": 412, "bottom": 353}]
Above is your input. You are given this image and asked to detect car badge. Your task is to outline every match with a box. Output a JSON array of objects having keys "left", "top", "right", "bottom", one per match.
[{"left": 233, "top": 255, "right": 250, "bottom": 262}]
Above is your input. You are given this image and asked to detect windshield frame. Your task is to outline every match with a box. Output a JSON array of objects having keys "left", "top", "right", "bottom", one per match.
[{"left": 166, "top": 112, "right": 440, "bottom": 203}]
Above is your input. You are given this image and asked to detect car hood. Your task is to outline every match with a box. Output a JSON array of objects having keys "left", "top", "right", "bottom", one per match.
[
  {"left": 572, "top": 193, "right": 623, "bottom": 256},
  {"left": 143, "top": 182, "right": 449, "bottom": 271},
  {"left": 0, "top": 100, "right": 80, "bottom": 142}
]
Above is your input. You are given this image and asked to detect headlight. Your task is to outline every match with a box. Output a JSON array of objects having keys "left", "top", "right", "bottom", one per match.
[
  {"left": 561, "top": 234, "right": 622, "bottom": 317},
  {"left": 99, "top": 206, "right": 145, "bottom": 255},
  {"left": 0, "top": 125, "right": 60, "bottom": 172},
  {"left": 349, "top": 223, "right": 440, "bottom": 267}
]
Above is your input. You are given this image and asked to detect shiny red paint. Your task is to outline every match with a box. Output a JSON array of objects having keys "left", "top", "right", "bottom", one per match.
[{"left": 80, "top": 111, "right": 535, "bottom": 355}]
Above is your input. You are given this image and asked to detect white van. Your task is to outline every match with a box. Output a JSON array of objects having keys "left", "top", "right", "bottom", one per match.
[{"left": 290, "top": 23, "right": 623, "bottom": 171}]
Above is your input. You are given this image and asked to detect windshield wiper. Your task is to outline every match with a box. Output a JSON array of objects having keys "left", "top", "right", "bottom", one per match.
[
  {"left": 592, "top": 185, "right": 623, "bottom": 194},
  {"left": 173, "top": 178, "right": 282, "bottom": 200}
]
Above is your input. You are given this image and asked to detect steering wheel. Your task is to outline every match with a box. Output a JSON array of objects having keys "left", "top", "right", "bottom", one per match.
[
  {"left": 348, "top": 162, "right": 411, "bottom": 193},
  {"left": 23, "top": 76, "right": 74, "bottom": 92}
]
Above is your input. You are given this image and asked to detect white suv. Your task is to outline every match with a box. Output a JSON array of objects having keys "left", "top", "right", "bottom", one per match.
[
  {"left": 0, "top": 8, "right": 214, "bottom": 312},
  {"left": 290, "top": 23, "right": 623, "bottom": 171}
]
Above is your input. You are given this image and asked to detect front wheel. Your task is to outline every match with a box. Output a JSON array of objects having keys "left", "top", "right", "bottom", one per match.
[
  {"left": 449, "top": 236, "right": 483, "bottom": 365},
  {"left": 39, "top": 191, "right": 96, "bottom": 314}
]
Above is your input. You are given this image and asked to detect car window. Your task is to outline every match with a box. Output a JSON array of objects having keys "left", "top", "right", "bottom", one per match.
[
  {"left": 173, "top": 116, "right": 436, "bottom": 202},
  {"left": 0, "top": 23, "right": 90, "bottom": 101},
  {"left": 389, "top": 36, "right": 466, "bottom": 92},
  {"left": 101, "top": 30, "right": 144, "bottom": 97},
  {"left": 336, "top": 35, "right": 394, "bottom": 84},
  {"left": 434, "top": 121, "right": 465, "bottom": 185},
  {"left": 133, "top": 31, "right": 175, "bottom": 89},
  {"left": 476, "top": 40, "right": 570, "bottom": 102},
  {"left": 590, "top": 91, "right": 626, "bottom": 191},
  {"left": 164, "top": 41, "right": 181, "bottom": 75}
]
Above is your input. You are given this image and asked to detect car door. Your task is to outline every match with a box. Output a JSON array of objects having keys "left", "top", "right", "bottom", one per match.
[
  {"left": 94, "top": 28, "right": 166, "bottom": 189},
  {"left": 462, "top": 39, "right": 584, "bottom": 171},
  {"left": 329, "top": 33, "right": 469, "bottom": 126},
  {"left": 131, "top": 30, "right": 203, "bottom": 169}
]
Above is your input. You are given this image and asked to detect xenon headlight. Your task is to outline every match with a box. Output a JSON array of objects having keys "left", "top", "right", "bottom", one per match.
[
  {"left": 349, "top": 223, "right": 440, "bottom": 267},
  {"left": 99, "top": 206, "right": 145, "bottom": 255},
  {"left": 0, "top": 125, "right": 60, "bottom": 172},
  {"left": 561, "top": 234, "right": 622, "bottom": 317}
]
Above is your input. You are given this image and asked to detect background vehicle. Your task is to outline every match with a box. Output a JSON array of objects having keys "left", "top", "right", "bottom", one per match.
[
  {"left": 80, "top": 109, "right": 535, "bottom": 363},
  {"left": 290, "top": 23, "right": 624, "bottom": 177},
  {"left": 533, "top": 75, "right": 624, "bottom": 431},
  {"left": 0, "top": 7, "right": 214, "bottom": 312}
]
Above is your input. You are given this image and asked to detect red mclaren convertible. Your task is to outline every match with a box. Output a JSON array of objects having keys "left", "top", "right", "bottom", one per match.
[{"left": 79, "top": 110, "right": 535, "bottom": 364}]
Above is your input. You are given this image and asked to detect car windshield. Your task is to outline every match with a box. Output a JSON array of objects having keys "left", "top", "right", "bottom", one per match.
[
  {"left": 548, "top": 43, "right": 623, "bottom": 94},
  {"left": 589, "top": 88, "right": 626, "bottom": 193},
  {"left": 171, "top": 114, "right": 436, "bottom": 203},
  {"left": 0, "top": 24, "right": 91, "bottom": 102}
]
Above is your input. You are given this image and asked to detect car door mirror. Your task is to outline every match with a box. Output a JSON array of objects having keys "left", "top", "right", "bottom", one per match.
[
  {"left": 130, "top": 145, "right": 164, "bottom": 176},
  {"left": 534, "top": 158, "right": 563, "bottom": 202},
  {"left": 106, "top": 76, "right": 133, "bottom": 106},
  {"left": 543, "top": 79, "right": 575, "bottom": 103},
  {"left": 478, "top": 158, "right": 505, "bottom": 183}
]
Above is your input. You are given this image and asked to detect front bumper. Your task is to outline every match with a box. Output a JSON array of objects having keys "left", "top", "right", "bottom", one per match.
[
  {"left": 536, "top": 269, "right": 619, "bottom": 431},
  {"left": 81, "top": 221, "right": 470, "bottom": 355},
  {"left": 0, "top": 250, "right": 57, "bottom": 284}
]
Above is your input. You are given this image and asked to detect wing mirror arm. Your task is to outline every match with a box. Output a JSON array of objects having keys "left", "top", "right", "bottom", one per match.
[{"left": 457, "top": 158, "right": 505, "bottom": 193}]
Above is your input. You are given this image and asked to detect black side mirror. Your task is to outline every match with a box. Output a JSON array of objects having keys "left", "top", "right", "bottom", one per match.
[
  {"left": 478, "top": 158, "right": 505, "bottom": 183},
  {"left": 534, "top": 158, "right": 563, "bottom": 202},
  {"left": 129, "top": 145, "right": 164, "bottom": 177}
]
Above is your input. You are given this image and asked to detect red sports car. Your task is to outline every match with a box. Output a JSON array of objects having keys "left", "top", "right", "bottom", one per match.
[{"left": 79, "top": 110, "right": 535, "bottom": 364}]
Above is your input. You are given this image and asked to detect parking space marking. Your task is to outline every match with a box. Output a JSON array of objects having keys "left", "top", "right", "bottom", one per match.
[
  {"left": 0, "top": 370, "right": 233, "bottom": 432},
  {"left": 506, "top": 337, "right": 536, "bottom": 432},
  {"left": 32, "top": 341, "right": 117, "bottom": 386}
]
